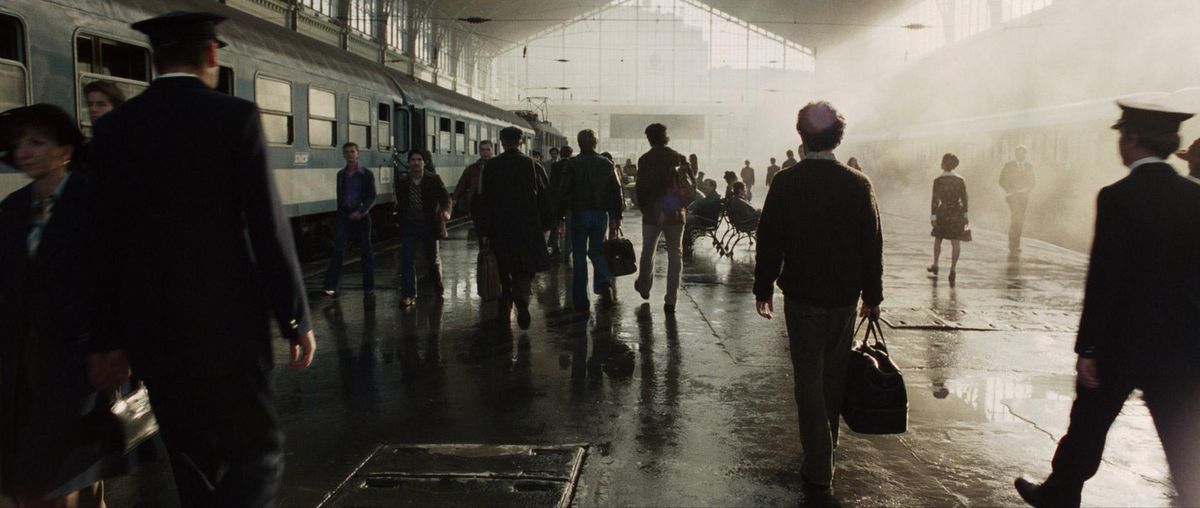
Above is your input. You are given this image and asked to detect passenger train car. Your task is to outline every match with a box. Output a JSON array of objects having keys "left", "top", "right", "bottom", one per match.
[{"left": 0, "top": 0, "right": 559, "bottom": 259}]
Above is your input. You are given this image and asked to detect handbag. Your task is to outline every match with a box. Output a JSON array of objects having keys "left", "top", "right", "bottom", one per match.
[
  {"left": 842, "top": 318, "right": 909, "bottom": 434},
  {"left": 603, "top": 227, "right": 637, "bottom": 277},
  {"left": 477, "top": 244, "right": 502, "bottom": 300},
  {"left": 107, "top": 383, "right": 160, "bottom": 455}
]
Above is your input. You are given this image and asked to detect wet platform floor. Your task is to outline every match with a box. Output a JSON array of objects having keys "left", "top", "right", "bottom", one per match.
[{"left": 108, "top": 212, "right": 1175, "bottom": 507}]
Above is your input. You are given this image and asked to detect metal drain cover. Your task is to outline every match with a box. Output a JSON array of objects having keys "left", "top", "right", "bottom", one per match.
[{"left": 319, "top": 444, "right": 588, "bottom": 508}]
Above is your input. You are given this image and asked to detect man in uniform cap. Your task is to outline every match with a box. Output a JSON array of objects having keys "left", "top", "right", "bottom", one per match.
[
  {"left": 1015, "top": 101, "right": 1200, "bottom": 507},
  {"left": 87, "top": 10, "right": 315, "bottom": 507},
  {"left": 474, "top": 126, "right": 553, "bottom": 330}
]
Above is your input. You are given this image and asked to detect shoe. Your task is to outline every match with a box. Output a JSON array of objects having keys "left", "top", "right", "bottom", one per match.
[
  {"left": 635, "top": 280, "right": 650, "bottom": 300},
  {"left": 663, "top": 303, "right": 676, "bottom": 313},
  {"left": 948, "top": 271, "right": 957, "bottom": 287},
  {"left": 927, "top": 265, "right": 938, "bottom": 275},
  {"left": 400, "top": 296, "right": 414, "bottom": 307},
  {"left": 1014, "top": 477, "right": 1081, "bottom": 508},
  {"left": 323, "top": 289, "right": 337, "bottom": 298},
  {"left": 517, "top": 305, "right": 532, "bottom": 330}
]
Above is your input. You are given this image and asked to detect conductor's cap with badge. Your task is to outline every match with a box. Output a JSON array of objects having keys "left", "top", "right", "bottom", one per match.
[
  {"left": 131, "top": 11, "right": 228, "bottom": 49},
  {"left": 1111, "top": 100, "right": 1194, "bottom": 136}
]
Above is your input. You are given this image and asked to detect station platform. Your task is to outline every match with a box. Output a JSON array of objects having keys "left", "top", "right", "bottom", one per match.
[{"left": 107, "top": 211, "right": 1174, "bottom": 507}]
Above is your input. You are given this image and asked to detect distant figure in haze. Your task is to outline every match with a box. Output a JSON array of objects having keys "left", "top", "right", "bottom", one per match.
[
  {"left": 688, "top": 153, "right": 700, "bottom": 179},
  {"left": 83, "top": 81, "right": 126, "bottom": 124},
  {"left": 928, "top": 153, "right": 970, "bottom": 287},
  {"left": 847, "top": 157, "right": 862, "bottom": 172},
  {"left": 623, "top": 158, "right": 637, "bottom": 178},
  {"left": 766, "top": 157, "right": 781, "bottom": 187},
  {"left": 999, "top": 145, "right": 1035, "bottom": 256},
  {"left": 723, "top": 170, "right": 739, "bottom": 200},
  {"left": 727, "top": 181, "right": 760, "bottom": 228},
  {"left": 740, "top": 160, "right": 756, "bottom": 200},
  {"left": 781, "top": 149, "right": 798, "bottom": 170},
  {"left": 755, "top": 101, "right": 883, "bottom": 501},
  {"left": 476, "top": 126, "right": 553, "bottom": 330},
  {"left": 634, "top": 123, "right": 692, "bottom": 313},
  {"left": 1177, "top": 136, "right": 1200, "bottom": 178},
  {"left": 1014, "top": 102, "right": 1200, "bottom": 508},
  {"left": 324, "top": 142, "right": 377, "bottom": 297}
]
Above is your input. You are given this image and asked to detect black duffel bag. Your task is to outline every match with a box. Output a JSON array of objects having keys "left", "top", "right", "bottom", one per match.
[
  {"left": 842, "top": 317, "right": 908, "bottom": 434},
  {"left": 603, "top": 227, "right": 637, "bottom": 277}
]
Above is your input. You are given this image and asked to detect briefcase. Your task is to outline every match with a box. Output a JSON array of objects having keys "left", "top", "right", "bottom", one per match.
[
  {"left": 603, "top": 228, "right": 637, "bottom": 277},
  {"left": 842, "top": 318, "right": 909, "bottom": 434},
  {"left": 105, "top": 383, "right": 160, "bottom": 455},
  {"left": 477, "top": 244, "right": 502, "bottom": 301}
]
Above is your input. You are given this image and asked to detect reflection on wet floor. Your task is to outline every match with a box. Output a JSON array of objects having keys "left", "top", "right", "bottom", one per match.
[{"left": 107, "top": 213, "right": 1175, "bottom": 507}]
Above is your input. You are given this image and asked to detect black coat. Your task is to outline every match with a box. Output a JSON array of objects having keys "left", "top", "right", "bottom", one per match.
[
  {"left": 88, "top": 76, "right": 311, "bottom": 377},
  {"left": 0, "top": 174, "right": 131, "bottom": 498},
  {"left": 475, "top": 149, "right": 552, "bottom": 274},
  {"left": 393, "top": 173, "right": 450, "bottom": 237},
  {"left": 1076, "top": 162, "right": 1200, "bottom": 378},
  {"left": 753, "top": 158, "right": 884, "bottom": 308}
]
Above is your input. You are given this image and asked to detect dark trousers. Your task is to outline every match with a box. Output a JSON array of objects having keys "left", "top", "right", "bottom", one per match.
[
  {"left": 1048, "top": 368, "right": 1200, "bottom": 505},
  {"left": 570, "top": 210, "right": 612, "bottom": 308},
  {"left": 783, "top": 300, "right": 857, "bottom": 487},
  {"left": 498, "top": 271, "right": 535, "bottom": 320},
  {"left": 400, "top": 218, "right": 439, "bottom": 297},
  {"left": 1006, "top": 193, "right": 1029, "bottom": 252},
  {"left": 144, "top": 368, "right": 283, "bottom": 508},
  {"left": 324, "top": 211, "right": 375, "bottom": 292}
]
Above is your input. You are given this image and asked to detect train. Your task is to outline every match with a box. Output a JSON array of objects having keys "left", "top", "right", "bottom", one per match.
[{"left": 0, "top": 0, "right": 566, "bottom": 259}]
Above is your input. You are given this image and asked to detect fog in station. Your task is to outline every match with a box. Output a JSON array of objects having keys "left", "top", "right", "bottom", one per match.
[{"left": 495, "top": 0, "right": 1200, "bottom": 252}]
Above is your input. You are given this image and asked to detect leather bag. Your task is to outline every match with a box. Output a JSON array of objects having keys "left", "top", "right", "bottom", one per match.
[
  {"left": 477, "top": 244, "right": 502, "bottom": 300},
  {"left": 603, "top": 227, "right": 637, "bottom": 277},
  {"left": 842, "top": 318, "right": 909, "bottom": 434},
  {"left": 107, "top": 383, "right": 159, "bottom": 455}
]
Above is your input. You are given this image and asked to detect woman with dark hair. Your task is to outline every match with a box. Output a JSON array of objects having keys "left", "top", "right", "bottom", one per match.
[
  {"left": 0, "top": 104, "right": 133, "bottom": 506},
  {"left": 82, "top": 81, "right": 126, "bottom": 124},
  {"left": 688, "top": 153, "right": 699, "bottom": 179},
  {"left": 929, "top": 152, "right": 970, "bottom": 286},
  {"left": 722, "top": 170, "right": 739, "bottom": 200}
]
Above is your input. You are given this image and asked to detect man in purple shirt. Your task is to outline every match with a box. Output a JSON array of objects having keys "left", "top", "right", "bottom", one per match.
[{"left": 323, "top": 142, "right": 377, "bottom": 296}]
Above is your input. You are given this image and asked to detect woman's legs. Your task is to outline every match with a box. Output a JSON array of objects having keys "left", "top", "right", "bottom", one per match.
[
  {"left": 950, "top": 239, "right": 961, "bottom": 273},
  {"left": 930, "top": 237, "right": 943, "bottom": 273}
]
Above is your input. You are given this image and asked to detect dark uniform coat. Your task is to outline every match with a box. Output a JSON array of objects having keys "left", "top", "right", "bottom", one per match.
[
  {"left": 475, "top": 148, "right": 552, "bottom": 274},
  {"left": 0, "top": 175, "right": 132, "bottom": 499},
  {"left": 89, "top": 76, "right": 311, "bottom": 373},
  {"left": 1076, "top": 162, "right": 1200, "bottom": 377}
]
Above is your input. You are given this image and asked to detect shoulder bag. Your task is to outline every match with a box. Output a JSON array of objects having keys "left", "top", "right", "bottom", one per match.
[
  {"left": 603, "top": 226, "right": 637, "bottom": 277},
  {"left": 842, "top": 317, "right": 909, "bottom": 434}
]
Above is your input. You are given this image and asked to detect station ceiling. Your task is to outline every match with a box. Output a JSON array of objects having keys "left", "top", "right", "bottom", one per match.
[{"left": 433, "top": 0, "right": 913, "bottom": 53}]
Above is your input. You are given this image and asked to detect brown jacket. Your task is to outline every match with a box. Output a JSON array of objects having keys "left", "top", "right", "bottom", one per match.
[{"left": 635, "top": 145, "right": 689, "bottom": 225}]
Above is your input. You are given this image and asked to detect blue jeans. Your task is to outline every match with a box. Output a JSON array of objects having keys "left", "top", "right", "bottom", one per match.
[
  {"left": 400, "top": 218, "right": 438, "bottom": 297},
  {"left": 570, "top": 209, "right": 612, "bottom": 308},
  {"left": 324, "top": 211, "right": 375, "bottom": 292}
]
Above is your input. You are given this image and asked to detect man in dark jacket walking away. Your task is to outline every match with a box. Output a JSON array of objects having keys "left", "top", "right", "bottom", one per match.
[
  {"left": 1015, "top": 102, "right": 1200, "bottom": 508},
  {"left": 87, "top": 11, "right": 315, "bottom": 507},
  {"left": 476, "top": 126, "right": 553, "bottom": 330},
  {"left": 548, "top": 145, "right": 574, "bottom": 260},
  {"left": 560, "top": 130, "right": 623, "bottom": 311},
  {"left": 634, "top": 123, "right": 691, "bottom": 313},
  {"left": 754, "top": 101, "right": 883, "bottom": 499},
  {"left": 324, "top": 142, "right": 377, "bottom": 296}
]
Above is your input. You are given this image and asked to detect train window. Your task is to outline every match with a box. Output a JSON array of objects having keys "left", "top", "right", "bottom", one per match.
[
  {"left": 438, "top": 117, "right": 452, "bottom": 154},
  {"left": 255, "top": 75, "right": 293, "bottom": 145},
  {"left": 216, "top": 66, "right": 234, "bottom": 95},
  {"left": 377, "top": 104, "right": 391, "bottom": 150},
  {"left": 455, "top": 120, "right": 466, "bottom": 155},
  {"left": 348, "top": 97, "right": 370, "bottom": 149},
  {"left": 426, "top": 115, "right": 436, "bottom": 153},
  {"left": 468, "top": 123, "right": 478, "bottom": 155},
  {"left": 75, "top": 34, "right": 150, "bottom": 129},
  {"left": 308, "top": 87, "right": 336, "bottom": 148},
  {"left": 0, "top": 14, "right": 24, "bottom": 63},
  {"left": 0, "top": 14, "right": 26, "bottom": 113}
]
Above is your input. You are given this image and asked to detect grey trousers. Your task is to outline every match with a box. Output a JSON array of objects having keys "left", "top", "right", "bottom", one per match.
[
  {"left": 635, "top": 222, "right": 684, "bottom": 305},
  {"left": 784, "top": 299, "right": 857, "bottom": 486}
]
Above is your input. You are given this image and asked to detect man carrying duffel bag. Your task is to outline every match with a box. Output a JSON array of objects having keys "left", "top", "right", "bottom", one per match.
[
  {"left": 753, "top": 101, "right": 885, "bottom": 500},
  {"left": 558, "top": 128, "right": 625, "bottom": 312}
]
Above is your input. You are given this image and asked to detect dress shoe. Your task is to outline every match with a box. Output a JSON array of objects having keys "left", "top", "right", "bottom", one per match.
[
  {"left": 323, "top": 289, "right": 338, "bottom": 298},
  {"left": 948, "top": 270, "right": 957, "bottom": 287},
  {"left": 927, "top": 264, "right": 938, "bottom": 276},
  {"left": 634, "top": 280, "right": 650, "bottom": 300},
  {"left": 517, "top": 305, "right": 532, "bottom": 330},
  {"left": 1014, "top": 477, "right": 1080, "bottom": 508}
]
